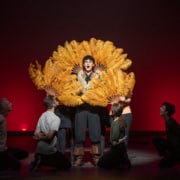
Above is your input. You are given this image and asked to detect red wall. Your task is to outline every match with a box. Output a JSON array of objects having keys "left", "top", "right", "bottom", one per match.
[{"left": 1, "top": 0, "right": 180, "bottom": 132}]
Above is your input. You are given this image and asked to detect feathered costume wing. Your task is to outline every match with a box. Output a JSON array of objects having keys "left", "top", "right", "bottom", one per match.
[{"left": 29, "top": 38, "right": 136, "bottom": 107}]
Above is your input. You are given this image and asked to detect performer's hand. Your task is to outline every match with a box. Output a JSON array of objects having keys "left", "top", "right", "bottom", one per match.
[
  {"left": 118, "top": 136, "right": 127, "bottom": 143},
  {"left": 72, "top": 64, "right": 81, "bottom": 74},
  {"left": 44, "top": 86, "right": 57, "bottom": 96},
  {"left": 94, "top": 64, "right": 106, "bottom": 73},
  {"left": 108, "top": 95, "right": 120, "bottom": 104},
  {"left": 33, "top": 135, "right": 39, "bottom": 140}
]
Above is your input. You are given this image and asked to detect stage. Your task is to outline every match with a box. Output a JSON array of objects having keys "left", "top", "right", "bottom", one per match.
[{"left": 1, "top": 133, "right": 180, "bottom": 179}]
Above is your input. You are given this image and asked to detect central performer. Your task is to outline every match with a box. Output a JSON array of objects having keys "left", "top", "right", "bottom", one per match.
[{"left": 73, "top": 55, "right": 102, "bottom": 167}]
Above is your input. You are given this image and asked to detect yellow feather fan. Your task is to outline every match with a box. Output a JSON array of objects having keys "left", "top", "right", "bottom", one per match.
[
  {"left": 29, "top": 37, "right": 136, "bottom": 106},
  {"left": 81, "top": 69, "right": 135, "bottom": 106}
]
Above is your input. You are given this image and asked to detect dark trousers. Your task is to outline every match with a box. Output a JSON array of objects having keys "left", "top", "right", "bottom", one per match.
[
  {"left": 57, "top": 128, "right": 74, "bottom": 153},
  {"left": 123, "top": 113, "right": 132, "bottom": 147},
  {"left": 152, "top": 137, "right": 168, "bottom": 156},
  {"left": 75, "top": 109, "right": 101, "bottom": 147},
  {"left": 152, "top": 137, "right": 180, "bottom": 167},
  {"left": 0, "top": 147, "right": 28, "bottom": 170},
  {"left": 57, "top": 128, "right": 74, "bottom": 164},
  {"left": 98, "top": 143, "right": 130, "bottom": 169},
  {"left": 34, "top": 151, "right": 72, "bottom": 170}
]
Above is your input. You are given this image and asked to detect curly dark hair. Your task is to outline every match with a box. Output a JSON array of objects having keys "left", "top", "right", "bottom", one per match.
[{"left": 162, "top": 102, "right": 175, "bottom": 116}]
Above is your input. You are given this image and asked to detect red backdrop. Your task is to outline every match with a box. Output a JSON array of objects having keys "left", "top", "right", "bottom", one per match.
[{"left": 1, "top": 0, "right": 180, "bottom": 132}]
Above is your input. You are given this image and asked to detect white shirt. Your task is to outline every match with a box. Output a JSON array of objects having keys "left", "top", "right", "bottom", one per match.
[{"left": 35, "top": 111, "right": 60, "bottom": 154}]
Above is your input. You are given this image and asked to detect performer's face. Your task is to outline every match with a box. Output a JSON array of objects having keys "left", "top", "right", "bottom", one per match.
[
  {"left": 83, "top": 59, "right": 94, "bottom": 72},
  {"left": 0, "top": 98, "right": 12, "bottom": 116},
  {"left": 160, "top": 105, "right": 167, "bottom": 116},
  {"left": 53, "top": 97, "right": 60, "bottom": 106}
]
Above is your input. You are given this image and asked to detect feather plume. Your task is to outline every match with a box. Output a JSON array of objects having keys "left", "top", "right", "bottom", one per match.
[{"left": 28, "top": 38, "right": 136, "bottom": 107}]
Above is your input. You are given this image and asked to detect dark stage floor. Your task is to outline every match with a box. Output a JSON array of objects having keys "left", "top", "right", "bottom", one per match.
[{"left": 1, "top": 134, "right": 180, "bottom": 180}]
